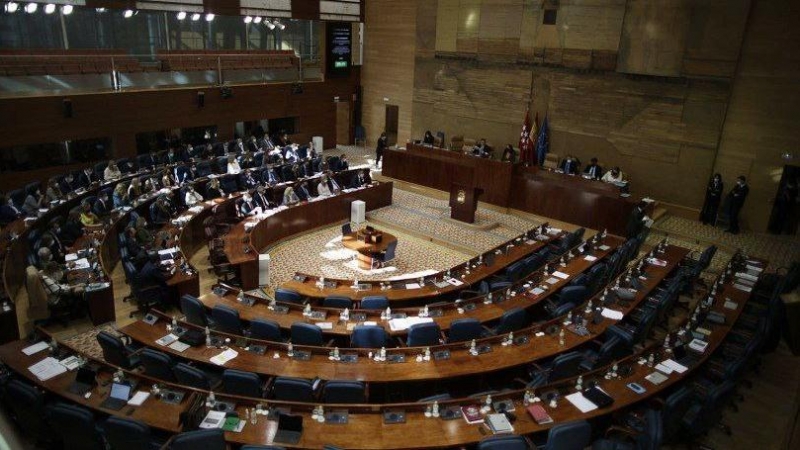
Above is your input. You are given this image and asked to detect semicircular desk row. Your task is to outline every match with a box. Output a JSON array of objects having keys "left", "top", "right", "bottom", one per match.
[
  {"left": 196, "top": 234, "right": 627, "bottom": 341},
  {"left": 121, "top": 244, "right": 687, "bottom": 383},
  {"left": 0, "top": 258, "right": 761, "bottom": 449}
]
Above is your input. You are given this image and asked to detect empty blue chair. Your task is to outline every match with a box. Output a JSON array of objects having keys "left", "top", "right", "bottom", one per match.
[
  {"left": 173, "top": 363, "right": 213, "bottom": 390},
  {"left": 662, "top": 386, "right": 694, "bottom": 442},
  {"left": 211, "top": 304, "right": 244, "bottom": 335},
  {"left": 45, "top": 403, "right": 105, "bottom": 450},
  {"left": 170, "top": 428, "right": 226, "bottom": 450},
  {"left": 97, "top": 330, "right": 140, "bottom": 369},
  {"left": 374, "top": 240, "right": 398, "bottom": 266},
  {"left": 3, "top": 380, "right": 55, "bottom": 445},
  {"left": 490, "top": 307, "right": 528, "bottom": 335},
  {"left": 541, "top": 420, "right": 592, "bottom": 450},
  {"left": 545, "top": 351, "right": 585, "bottom": 382},
  {"left": 504, "top": 260, "right": 527, "bottom": 282},
  {"left": 272, "top": 377, "right": 315, "bottom": 402},
  {"left": 477, "top": 435, "right": 531, "bottom": 450},
  {"left": 360, "top": 296, "right": 388, "bottom": 310},
  {"left": 321, "top": 380, "right": 366, "bottom": 404},
  {"left": 140, "top": 348, "right": 176, "bottom": 382},
  {"left": 555, "top": 285, "right": 589, "bottom": 307},
  {"left": 406, "top": 322, "right": 441, "bottom": 347},
  {"left": 351, "top": 325, "right": 388, "bottom": 348},
  {"left": 681, "top": 381, "right": 736, "bottom": 438},
  {"left": 291, "top": 322, "right": 325, "bottom": 346},
  {"left": 580, "top": 336, "right": 628, "bottom": 371},
  {"left": 323, "top": 296, "right": 353, "bottom": 309},
  {"left": 341, "top": 222, "right": 352, "bottom": 235},
  {"left": 448, "top": 318, "right": 483, "bottom": 343},
  {"left": 222, "top": 369, "right": 263, "bottom": 398},
  {"left": 180, "top": 294, "right": 212, "bottom": 327},
  {"left": 105, "top": 416, "right": 163, "bottom": 450},
  {"left": 250, "top": 318, "right": 283, "bottom": 342},
  {"left": 275, "top": 288, "right": 303, "bottom": 304}
]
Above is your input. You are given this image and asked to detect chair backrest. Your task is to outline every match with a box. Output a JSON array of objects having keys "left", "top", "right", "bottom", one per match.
[
  {"left": 97, "top": 330, "right": 135, "bottom": 369},
  {"left": 558, "top": 285, "right": 588, "bottom": 306},
  {"left": 222, "top": 369, "right": 262, "bottom": 398},
  {"left": 504, "top": 260, "right": 526, "bottom": 282},
  {"left": 690, "top": 380, "right": 736, "bottom": 436},
  {"left": 170, "top": 428, "right": 227, "bottom": 450},
  {"left": 595, "top": 336, "right": 628, "bottom": 368},
  {"left": 173, "top": 362, "right": 211, "bottom": 390},
  {"left": 407, "top": 322, "right": 441, "bottom": 347},
  {"left": 272, "top": 377, "right": 315, "bottom": 402},
  {"left": 543, "top": 420, "right": 592, "bottom": 450},
  {"left": 351, "top": 325, "right": 388, "bottom": 349},
  {"left": 341, "top": 222, "right": 352, "bottom": 235},
  {"left": 322, "top": 380, "right": 366, "bottom": 404},
  {"left": 360, "top": 296, "right": 388, "bottom": 310},
  {"left": 636, "top": 408, "right": 664, "bottom": 450},
  {"left": 477, "top": 434, "right": 530, "bottom": 450},
  {"left": 140, "top": 348, "right": 176, "bottom": 382},
  {"left": 211, "top": 304, "right": 243, "bottom": 335},
  {"left": 104, "top": 416, "right": 155, "bottom": 450},
  {"left": 661, "top": 385, "right": 694, "bottom": 440},
  {"left": 448, "top": 318, "right": 483, "bottom": 343},
  {"left": 383, "top": 240, "right": 398, "bottom": 262},
  {"left": 3, "top": 379, "right": 53, "bottom": 439},
  {"left": 46, "top": 403, "right": 105, "bottom": 450},
  {"left": 323, "top": 296, "right": 352, "bottom": 309},
  {"left": 548, "top": 351, "right": 584, "bottom": 382},
  {"left": 494, "top": 307, "right": 528, "bottom": 334},
  {"left": 275, "top": 288, "right": 303, "bottom": 304},
  {"left": 180, "top": 294, "right": 209, "bottom": 327},
  {"left": 290, "top": 322, "right": 324, "bottom": 346},
  {"left": 250, "top": 318, "right": 283, "bottom": 341}
]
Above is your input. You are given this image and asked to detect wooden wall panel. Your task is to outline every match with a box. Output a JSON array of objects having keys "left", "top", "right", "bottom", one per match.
[{"left": 617, "top": 0, "right": 692, "bottom": 76}]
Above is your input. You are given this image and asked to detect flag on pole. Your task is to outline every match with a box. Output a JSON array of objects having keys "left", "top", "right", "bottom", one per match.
[
  {"left": 536, "top": 115, "right": 550, "bottom": 166},
  {"left": 519, "top": 109, "right": 534, "bottom": 166}
]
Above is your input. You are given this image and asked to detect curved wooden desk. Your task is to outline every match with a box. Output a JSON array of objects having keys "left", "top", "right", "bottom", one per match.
[{"left": 341, "top": 229, "right": 398, "bottom": 270}]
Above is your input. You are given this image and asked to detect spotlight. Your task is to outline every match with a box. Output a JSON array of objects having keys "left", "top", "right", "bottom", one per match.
[
  {"left": 123, "top": 9, "right": 134, "bottom": 18},
  {"left": 176, "top": 11, "right": 186, "bottom": 20},
  {"left": 95, "top": 8, "right": 106, "bottom": 13},
  {"left": 61, "top": 5, "right": 72, "bottom": 15},
  {"left": 265, "top": 20, "right": 275, "bottom": 30},
  {"left": 4, "top": 2, "right": 19, "bottom": 13},
  {"left": 44, "top": 4, "right": 55, "bottom": 14},
  {"left": 191, "top": 13, "right": 200, "bottom": 21},
  {"left": 253, "top": 16, "right": 262, "bottom": 24},
  {"left": 275, "top": 20, "right": 285, "bottom": 30},
  {"left": 24, "top": 2, "right": 36, "bottom": 13},
  {"left": 243, "top": 16, "right": 252, "bottom": 23},
  {"left": 205, "top": 13, "right": 214, "bottom": 22}
]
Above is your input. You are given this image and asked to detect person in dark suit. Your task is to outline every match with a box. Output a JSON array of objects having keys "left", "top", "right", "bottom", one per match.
[
  {"left": 583, "top": 158, "right": 603, "bottom": 180},
  {"left": 625, "top": 201, "right": 648, "bottom": 239},
  {"left": 375, "top": 132, "right": 388, "bottom": 167},
  {"left": 239, "top": 193, "right": 259, "bottom": 216},
  {"left": 150, "top": 196, "right": 173, "bottom": 225},
  {"left": 295, "top": 182, "right": 312, "bottom": 201},
  {"left": 700, "top": 173, "right": 724, "bottom": 225},
  {"left": 173, "top": 162, "right": 192, "bottom": 185},
  {"left": 472, "top": 139, "right": 489, "bottom": 158},
  {"left": 77, "top": 167, "right": 98, "bottom": 188},
  {"left": 59, "top": 173, "right": 79, "bottom": 195},
  {"left": 137, "top": 253, "right": 173, "bottom": 286},
  {"left": 339, "top": 154, "right": 350, "bottom": 171},
  {"left": 350, "top": 169, "right": 371, "bottom": 189},
  {"left": 60, "top": 211, "right": 84, "bottom": 245},
  {"left": 93, "top": 192, "right": 112, "bottom": 217},
  {"left": 263, "top": 167, "right": 280, "bottom": 185},
  {"left": 423, "top": 131, "right": 435, "bottom": 145},
  {"left": 501, "top": 145, "right": 516, "bottom": 163},
  {"left": 254, "top": 186, "right": 273, "bottom": 210},
  {"left": 239, "top": 169, "right": 259, "bottom": 190},
  {"left": 205, "top": 178, "right": 223, "bottom": 199},
  {"left": 0, "top": 195, "right": 22, "bottom": 225},
  {"left": 726, "top": 176, "right": 749, "bottom": 234},
  {"left": 559, "top": 155, "right": 579, "bottom": 175},
  {"left": 246, "top": 136, "right": 260, "bottom": 153},
  {"left": 326, "top": 172, "right": 342, "bottom": 194}
]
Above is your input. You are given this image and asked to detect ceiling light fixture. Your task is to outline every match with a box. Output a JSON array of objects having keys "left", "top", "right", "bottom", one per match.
[
  {"left": 176, "top": 11, "right": 186, "bottom": 20},
  {"left": 61, "top": 4, "right": 72, "bottom": 15},
  {"left": 265, "top": 19, "right": 275, "bottom": 30},
  {"left": 191, "top": 13, "right": 200, "bottom": 21},
  {"left": 24, "top": 2, "right": 36, "bottom": 13},
  {"left": 44, "top": 4, "right": 55, "bottom": 14},
  {"left": 244, "top": 16, "right": 252, "bottom": 23},
  {"left": 253, "top": 16, "right": 262, "bottom": 24},
  {"left": 123, "top": 9, "right": 134, "bottom": 18},
  {"left": 4, "top": 2, "right": 19, "bottom": 13},
  {"left": 205, "top": 13, "right": 214, "bottom": 22}
]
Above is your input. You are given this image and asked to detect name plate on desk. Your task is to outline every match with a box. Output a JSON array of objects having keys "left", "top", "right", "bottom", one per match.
[
  {"left": 325, "top": 411, "right": 349, "bottom": 424},
  {"left": 427, "top": 309, "right": 444, "bottom": 318},
  {"left": 248, "top": 345, "right": 267, "bottom": 355},
  {"left": 309, "top": 311, "right": 327, "bottom": 320},
  {"left": 440, "top": 407, "right": 462, "bottom": 420},
  {"left": 340, "top": 354, "right": 358, "bottom": 363},
  {"left": 383, "top": 410, "right": 406, "bottom": 424},
  {"left": 291, "top": 351, "right": 311, "bottom": 361},
  {"left": 159, "top": 389, "right": 185, "bottom": 404},
  {"left": 433, "top": 350, "right": 451, "bottom": 361},
  {"left": 272, "top": 305, "right": 290, "bottom": 315},
  {"left": 386, "top": 354, "right": 406, "bottom": 363},
  {"left": 351, "top": 313, "right": 368, "bottom": 322}
]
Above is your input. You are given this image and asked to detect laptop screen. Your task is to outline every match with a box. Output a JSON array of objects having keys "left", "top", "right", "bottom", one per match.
[
  {"left": 110, "top": 383, "right": 131, "bottom": 400},
  {"left": 75, "top": 367, "right": 96, "bottom": 385},
  {"left": 278, "top": 413, "right": 303, "bottom": 433}
]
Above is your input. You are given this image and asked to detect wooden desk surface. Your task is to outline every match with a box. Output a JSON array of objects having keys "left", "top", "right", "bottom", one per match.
[
  {"left": 341, "top": 230, "right": 397, "bottom": 254},
  {"left": 282, "top": 229, "right": 562, "bottom": 303},
  {"left": 198, "top": 236, "right": 625, "bottom": 338}
]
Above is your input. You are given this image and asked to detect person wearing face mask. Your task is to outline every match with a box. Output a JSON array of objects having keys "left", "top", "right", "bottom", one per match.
[
  {"left": 601, "top": 166, "right": 625, "bottom": 184},
  {"left": 559, "top": 155, "right": 579, "bottom": 175},
  {"left": 103, "top": 160, "right": 122, "bottom": 181},
  {"left": 326, "top": 172, "right": 341, "bottom": 195},
  {"left": 283, "top": 186, "right": 300, "bottom": 206},
  {"left": 206, "top": 178, "right": 223, "bottom": 199},
  {"left": 227, "top": 154, "right": 242, "bottom": 175},
  {"left": 725, "top": 175, "right": 749, "bottom": 234},
  {"left": 59, "top": 173, "right": 79, "bottom": 195},
  {"left": 22, "top": 188, "right": 44, "bottom": 217},
  {"left": 253, "top": 185, "right": 272, "bottom": 210},
  {"left": 184, "top": 184, "right": 204, "bottom": 206},
  {"left": 700, "top": 173, "right": 724, "bottom": 226},
  {"left": 583, "top": 158, "right": 603, "bottom": 180},
  {"left": 317, "top": 175, "right": 333, "bottom": 197},
  {"left": 239, "top": 193, "right": 260, "bottom": 216}
]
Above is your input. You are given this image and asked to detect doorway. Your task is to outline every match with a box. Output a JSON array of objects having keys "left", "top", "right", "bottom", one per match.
[
  {"left": 768, "top": 165, "right": 800, "bottom": 235},
  {"left": 385, "top": 104, "right": 399, "bottom": 146}
]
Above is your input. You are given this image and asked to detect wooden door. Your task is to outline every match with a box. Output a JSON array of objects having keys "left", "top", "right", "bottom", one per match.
[
  {"left": 336, "top": 101, "right": 351, "bottom": 146},
  {"left": 385, "top": 104, "right": 399, "bottom": 146}
]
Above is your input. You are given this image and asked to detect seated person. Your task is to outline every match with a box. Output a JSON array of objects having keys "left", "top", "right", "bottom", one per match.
[
  {"left": 124, "top": 226, "right": 147, "bottom": 262},
  {"left": 583, "top": 157, "right": 603, "bottom": 180},
  {"left": 0, "top": 195, "right": 22, "bottom": 224},
  {"left": 37, "top": 234, "right": 64, "bottom": 264},
  {"left": 282, "top": 186, "right": 301, "bottom": 206},
  {"left": 127, "top": 178, "right": 143, "bottom": 199},
  {"left": 326, "top": 172, "right": 342, "bottom": 194},
  {"left": 292, "top": 163, "right": 306, "bottom": 179},
  {"left": 239, "top": 169, "right": 259, "bottom": 189},
  {"left": 501, "top": 144, "right": 516, "bottom": 163},
  {"left": 59, "top": 173, "right": 78, "bottom": 196},
  {"left": 22, "top": 188, "right": 43, "bottom": 217},
  {"left": 184, "top": 184, "right": 204, "bottom": 206},
  {"left": 103, "top": 160, "right": 122, "bottom": 181},
  {"left": 45, "top": 222, "right": 70, "bottom": 253},
  {"left": 61, "top": 211, "right": 84, "bottom": 245},
  {"left": 472, "top": 139, "right": 490, "bottom": 158},
  {"left": 150, "top": 196, "right": 173, "bottom": 225},
  {"left": 239, "top": 193, "right": 261, "bottom": 216},
  {"left": 296, "top": 182, "right": 313, "bottom": 201},
  {"left": 239, "top": 150, "right": 256, "bottom": 168},
  {"left": 558, "top": 154, "right": 579, "bottom": 174},
  {"left": 79, "top": 201, "right": 101, "bottom": 227},
  {"left": 226, "top": 154, "right": 242, "bottom": 175},
  {"left": 253, "top": 185, "right": 273, "bottom": 210},
  {"left": 339, "top": 154, "right": 350, "bottom": 171},
  {"left": 350, "top": 169, "right": 372, "bottom": 189},
  {"left": 137, "top": 253, "right": 174, "bottom": 286},
  {"left": 36, "top": 247, "right": 63, "bottom": 276},
  {"left": 263, "top": 167, "right": 280, "bottom": 185},
  {"left": 283, "top": 145, "right": 299, "bottom": 164},
  {"left": 40, "top": 260, "right": 84, "bottom": 315},
  {"left": 161, "top": 173, "right": 174, "bottom": 189},
  {"left": 93, "top": 192, "right": 112, "bottom": 217},
  {"left": 162, "top": 148, "right": 182, "bottom": 165},
  {"left": 112, "top": 183, "right": 129, "bottom": 208},
  {"left": 205, "top": 178, "right": 223, "bottom": 199},
  {"left": 601, "top": 166, "right": 626, "bottom": 184},
  {"left": 173, "top": 161, "right": 193, "bottom": 185},
  {"left": 45, "top": 179, "right": 62, "bottom": 203},
  {"left": 317, "top": 176, "right": 333, "bottom": 197},
  {"left": 143, "top": 177, "right": 159, "bottom": 193},
  {"left": 423, "top": 130, "right": 435, "bottom": 145},
  {"left": 78, "top": 166, "right": 98, "bottom": 188},
  {"left": 134, "top": 216, "right": 154, "bottom": 247}
]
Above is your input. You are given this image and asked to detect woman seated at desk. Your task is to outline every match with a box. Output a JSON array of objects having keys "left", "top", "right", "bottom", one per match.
[
  {"left": 112, "top": 183, "right": 129, "bottom": 208},
  {"left": 283, "top": 186, "right": 300, "bottom": 206},
  {"left": 601, "top": 166, "right": 626, "bottom": 184},
  {"left": 184, "top": 185, "right": 204, "bottom": 206},
  {"left": 317, "top": 175, "right": 333, "bottom": 197},
  {"left": 79, "top": 201, "right": 101, "bottom": 227}
]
